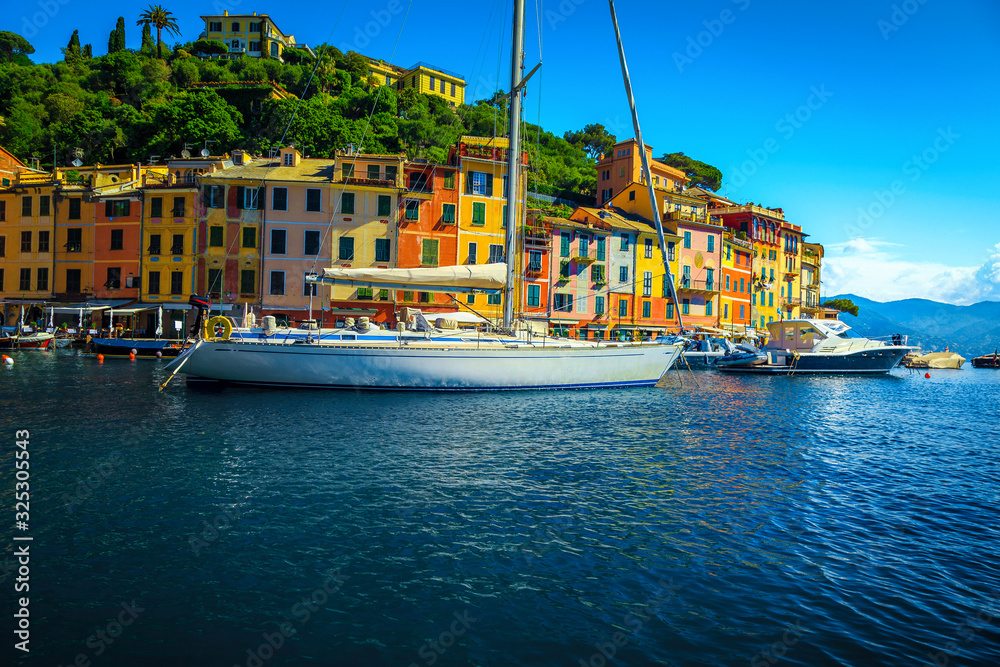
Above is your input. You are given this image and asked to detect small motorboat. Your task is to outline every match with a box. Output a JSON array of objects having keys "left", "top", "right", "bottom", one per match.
[
  {"left": 0, "top": 328, "right": 54, "bottom": 350},
  {"left": 903, "top": 351, "right": 965, "bottom": 369},
  {"left": 716, "top": 343, "right": 767, "bottom": 368},
  {"left": 86, "top": 337, "right": 185, "bottom": 358},
  {"left": 971, "top": 350, "right": 1000, "bottom": 369}
]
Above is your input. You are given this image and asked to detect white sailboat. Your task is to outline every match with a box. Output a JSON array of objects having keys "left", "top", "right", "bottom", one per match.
[{"left": 163, "top": 0, "right": 684, "bottom": 390}]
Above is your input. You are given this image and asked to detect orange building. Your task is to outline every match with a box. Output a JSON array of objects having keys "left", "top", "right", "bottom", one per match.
[
  {"left": 595, "top": 139, "right": 689, "bottom": 206},
  {"left": 93, "top": 179, "right": 143, "bottom": 302}
]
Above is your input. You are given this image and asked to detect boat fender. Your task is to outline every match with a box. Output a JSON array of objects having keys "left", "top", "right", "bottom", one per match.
[{"left": 204, "top": 316, "right": 233, "bottom": 340}]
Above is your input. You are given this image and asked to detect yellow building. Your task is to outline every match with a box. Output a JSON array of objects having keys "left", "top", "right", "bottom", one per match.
[
  {"left": 365, "top": 57, "right": 466, "bottom": 107},
  {"left": 0, "top": 171, "right": 57, "bottom": 321},
  {"left": 800, "top": 242, "right": 824, "bottom": 317},
  {"left": 452, "top": 136, "right": 524, "bottom": 321},
  {"left": 778, "top": 223, "right": 805, "bottom": 320},
  {"left": 199, "top": 11, "right": 313, "bottom": 61}
]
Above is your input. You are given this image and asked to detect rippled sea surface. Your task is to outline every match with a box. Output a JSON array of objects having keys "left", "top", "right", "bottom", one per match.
[{"left": 2, "top": 350, "right": 999, "bottom": 666}]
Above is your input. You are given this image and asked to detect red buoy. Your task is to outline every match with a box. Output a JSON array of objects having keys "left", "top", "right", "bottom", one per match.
[
  {"left": 924, "top": 372, "right": 930, "bottom": 378},
  {"left": 97, "top": 354, "right": 105, "bottom": 362}
]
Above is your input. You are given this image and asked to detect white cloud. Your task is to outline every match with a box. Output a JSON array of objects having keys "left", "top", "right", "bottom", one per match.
[{"left": 822, "top": 238, "right": 1000, "bottom": 305}]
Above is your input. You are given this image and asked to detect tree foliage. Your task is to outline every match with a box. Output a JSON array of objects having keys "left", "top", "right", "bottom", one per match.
[
  {"left": 563, "top": 123, "right": 616, "bottom": 161},
  {"left": 0, "top": 31, "right": 34, "bottom": 64},
  {"left": 822, "top": 299, "right": 860, "bottom": 317},
  {"left": 108, "top": 17, "right": 127, "bottom": 54},
  {"left": 657, "top": 152, "right": 723, "bottom": 191},
  {"left": 136, "top": 4, "right": 180, "bottom": 59}
]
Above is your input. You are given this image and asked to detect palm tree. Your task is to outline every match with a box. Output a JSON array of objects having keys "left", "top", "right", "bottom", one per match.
[{"left": 136, "top": 5, "right": 181, "bottom": 59}]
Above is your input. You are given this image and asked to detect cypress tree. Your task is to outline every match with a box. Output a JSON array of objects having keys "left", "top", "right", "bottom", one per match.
[
  {"left": 82, "top": 43, "right": 92, "bottom": 58},
  {"left": 141, "top": 23, "right": 154, "bottom": 55},
  {"left": 65, "top": 30, "right": 81, "bottom": 60},
  {"left": 108, "top": 17, "right": 126, "bottom": 53}
]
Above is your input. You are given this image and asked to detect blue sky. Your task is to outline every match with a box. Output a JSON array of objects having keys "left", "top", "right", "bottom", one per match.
[{"left": 11, "top": 0, "right": 1000, "bottom": 303}]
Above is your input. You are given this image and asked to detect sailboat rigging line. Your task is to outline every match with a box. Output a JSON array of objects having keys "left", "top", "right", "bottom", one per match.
[{"left": 607, "top": 0, "right": 686, "bottom": 333}]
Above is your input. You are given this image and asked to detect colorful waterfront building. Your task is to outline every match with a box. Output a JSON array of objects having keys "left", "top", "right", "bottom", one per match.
[
  {"left": 197, "top": 150, "right": 267, "bottom": 313},
  {"left": 365, "top": 58, "right": 466, "bottom": 107},
  {"left": 522, "top": 211, "right": 552, "bottom": 331},
  {"left": 198, "top": 11, "right": 312, "bottom": 61},
  {"left": 594, "top": 139, "right": 689, "bottom": 206},
  {"left": 719, "top": 229, "right": 754, "bottom": 335},
  {"left": 778, "top": 222, "right": 805, "bottom": 320},
  {"left": 92, "top": 171, "right": 144, "bottom": 304},
  {"left": 800, "top": 242, "right": 824, "bottom": 317},
  {"left": 329, "top": 149, "right": 405, "bottom": 325},
  {"left": 542, "top": 213, "right": 611, "bottom": 338},
  {"left": 397, "top": 160, "right": 461, "bottom": 315},
  {"left": 452, "top": 136, "right": 526, "bottom": 322},
  {"left": 0, "top": 169, "right": 57, "bottom": 322}
]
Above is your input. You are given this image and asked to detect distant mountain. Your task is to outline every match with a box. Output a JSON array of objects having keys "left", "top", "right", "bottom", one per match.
[{"left": 828, "top": 294, "right": 1000, "bottom": 357}]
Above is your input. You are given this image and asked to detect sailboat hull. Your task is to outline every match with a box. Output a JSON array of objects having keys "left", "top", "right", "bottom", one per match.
[{"left": 167, "top": 340, "right": 683, "bottom": 390}]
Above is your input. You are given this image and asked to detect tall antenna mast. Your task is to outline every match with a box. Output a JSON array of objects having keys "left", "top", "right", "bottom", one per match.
[
  {"left": 608, "top": 0, "right": 685, "bottom": 332},
  {"left": 503, "top": 0, "right": 526, "bottom": 332}
]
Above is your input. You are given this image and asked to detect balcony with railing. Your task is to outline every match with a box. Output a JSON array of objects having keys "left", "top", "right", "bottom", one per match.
[
  {"left": 677, "top": 277, "right": 719, "bottom": 293},
  {"left": 524, "top": 222, "right": 551, "bottom": 248},
  {"left": 342, "top": 176, "right": 397, "bottom": 188},
  {"left": 783, "top": 297, "right": 802, "bottom": 308}
]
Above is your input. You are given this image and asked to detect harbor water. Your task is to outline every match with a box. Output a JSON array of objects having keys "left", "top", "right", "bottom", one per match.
[{"left": 2, "top": 350, "right": 999, "bottom": 666}]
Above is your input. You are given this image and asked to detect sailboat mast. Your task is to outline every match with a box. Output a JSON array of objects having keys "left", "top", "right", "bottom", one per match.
[
  {"left": 608, "top": 0, "right": 686, "bottom": 332},
  {"left": 503, "top": 0, "right": 526, "bottom": 332}
]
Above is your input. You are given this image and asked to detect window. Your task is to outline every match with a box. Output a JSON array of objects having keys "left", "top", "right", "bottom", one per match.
[
  {"left": 578, "top": 235, "right": 589, "bottom": 257},
  {"left": 487, "top": 293, "right": 500, "bottom": 305},
  {"left": 442, "top": 203, "right": 456, "bottom": 224},
  {"left": 667, "top": 241, "right": 675, "bottom": 261},
  {"left": 642, "top": 271, "right": 652, "bottom": 297},
  {"left": 340, "top": 192, "right": 355, "bottom": 214},
  {"left": 339, "top": 236, "right": 354, "bottom": 260},
  {"left": 596, "top": 237, "right": 606, "bottom": 261},
  {"left": 172, "top": 197, "right": 185, "bottom": 217},
  {"left": 240, "top": 270, "right": 255, "bottom": 295},
  {"left": 619, "top": 166, "right": 625, "bottom": 177},
  {"left": 209, "top": 21, "right": 222, "bottom": 31},
  {"left": 726, "top": 274, "right": 731, "bottom": 291},
  {"left": 269, "top": 271, "right": 285, "bottom": 295},
  {"left": 740, "top": 304, "right": 745, "bottom": 319},
  {"left": 422, "top": 239, "right": 439, "bottom": 266},
  {"left": 429, "top": 75, "right": 435, "bottom": 90},
  {"left": 270, "top": 229, "right": 286, "bottom": 254},
  {"left": 488, "top": 244, "right": 504, "bottom": 264},
  {"left": 472, "top": 202, "right": 486, "bottom": 225},
  {"left": 39, "top": 196, "right": 50, "bottom": 216},
  {"left": 148, "top": 271, "right": 160, "bottom": 295},
  {"left": 171, "top": 234, "right": 184, "bottom": 254},
  {"left": 0, "top": 200, "right": 5, "bottom": 221},
  {"left": 467, "top": 242, "right": 477, "bottom": 264},
  {"left": 682, "top": 265, "right": 691, "bottom": 287},
  {"left": 752, "top": 293, "right": 757, "bottom": 306},
  {"left": 468, "top": 171, "right": 493, "bottom": 196},
  {"left": 644, "top": 238, "right": 653, "bottom": 259},
  {"left": 170, "top": 271, "right": 183, "bottom": 295},
  {"left": 148, "top": 234, "right": 163, "bottom": 255},
  {"left": 629, "top": 190, "right": 635, "bottom": 201},
  {"left": 706, "top": 268, "right": 714, "bottom": 290},
  {"left": 19, "top": 268, "right": 31, "bottom": 291},
  {"left": 342, "top": 163, "right": 355, "bottom": 179},
  {"left": 620, "top": 233, "right": 629, "bottom": 251},
  {"left": 151, "top": 197, "right": 163, "bottom": 218},
  {"left": 528, "top": 251, "right": 542, "bottom": 272},
  {"left": 231, "top": 21, "right": 240, "bottom": 31},
  {"left": 207, "top": 269, "right": 222, "bottom": 295},
  {"left": 768, "top": 292, "right": 774, "bottom": 307},
  {"left": 443, "top": 171, "right": 455, "bottom": 189},
  {"left": 385, "top": 165, "right": 397, "bottom": 182},
  {"left": 560, "top": 233, "right": 570, "bottom": 258},
  {"left": 282, "top": 151, "right": 294, "bottom": 166},
  {"left": 451, "top": 82, "right": 456, "bottom": 96},
  {"left": 707, "top": 235, "right": 715, "bottom": 252},
  {"left": 241, "top": 187, "right": 260, "bottom": 210},
  {"left": 559, "top": 261, "right": 570, "bottom": 280},
  {"left": 0, "top": 236, "right": 4, "bottom": 256},
  {"left": 554, "top": 293, "right": 572, "bottom": 312},
  {"left": 204, "top": 185, "right": 223, "bottom": 208},
  {"left": 595, "top": 296, "right": 605, "bottom": 315},
  {"left": 68, "top": 198, "right": 81, "bottom": 219},
  {"left": 209, "top": 226, "right": 224, "bottom": 247},
  {"left": 618, "top": 299, "right": 627, "bottom": 317},
  {"left": 105, "top": 267, "right": 121, "bottom": 289},
  {"left": 405, "top": 200, "right": 420, "bottom": 220},
  {"left": 740, "top": 277, "right": 745, "bottom": 293},
  {"left": 706, "top": 299, "right": 713, "bottom": 317},
  {"left": 367, "top": 164, "right": 381, "bottom": 180},
  {"left": 374, "top": 238, "right": 391, "bottom": 262},
  {"left": 527, "top": 284, "right": 540, "bottom": 307},
  {"left": 304, "top": 230, "right": 320, "bottom": 256},
  {"left": 242, "top": 227, "right": 256, "bottom": 249},
  {"left": 724, "top": 303, "right": 729, "bottom": 320},
  {"left": 642, "top": 301, "right": 651, "bottom": 318},
  {"left": 105, "top": 200, "right": 129, "bottom": 218},
  {"left": 306, "top": 188, "right": 321, "bottom": 212},
  {"left": 619, "top": 266, "right": 628, "bottom": 284},
  {"left": 682, "top": 298, "right": 690, "bottom": 315},
  {"left": 21, "top": 231, "right": 31, "bottom": 252},
  {"left": 66, "top": 228, "right": 82, "bottom": 252},
  {"left": 39, "top": 232, "right": 51, "bottom": 253},
  {"left": 377, "top": 195, "right": 391, "bottom": 216},
  {"left": 304, "top": 272, "right": 318, "bottom": 297},
  {"left": 666, "top": 303, "right": 674, "bottom": 320},
  {"left": 109, "top": 229, "right": 123, "bottom": 250},
  {"left": 726, "top": 245, "right": 732, "bottom": 262},
  {"left": 22, "top": 196, "right": 32, "bottom": 216},
  {"left": 66, "top": 269, "right": 81, "bottom": 293},
  {"left": 272, "top": 187, "right": 288, "bottom": 211},
  {"left": 684, "top": 231, "right": 692, "bottom": 249}
]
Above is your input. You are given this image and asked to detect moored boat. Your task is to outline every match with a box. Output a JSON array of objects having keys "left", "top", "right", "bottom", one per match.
[
  {"left": 717, "top": 319, "right": 913, "bottom": 374},
  {"left": 903, "top": 351, "right": 965, "bottom": 369},
  {"left": 971, "top": 350, "right": 1000, "bottom": 369},
  {"left": 0, "top": 329, "right": 54, "bottom": 350},
  {"left": 87, "top": 337, "right": 185, "bottom": 358}
]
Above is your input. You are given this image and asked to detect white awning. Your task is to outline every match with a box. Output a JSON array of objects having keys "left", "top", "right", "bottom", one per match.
[
  {"left": 421, "top": 311, "right": 488, "bottom": 324},
  {"left": 109, "top": 306, "right": 157, "bottom": 315},
  {"left": 313, "top": 263, "right": 506, "bottom": 294}
]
